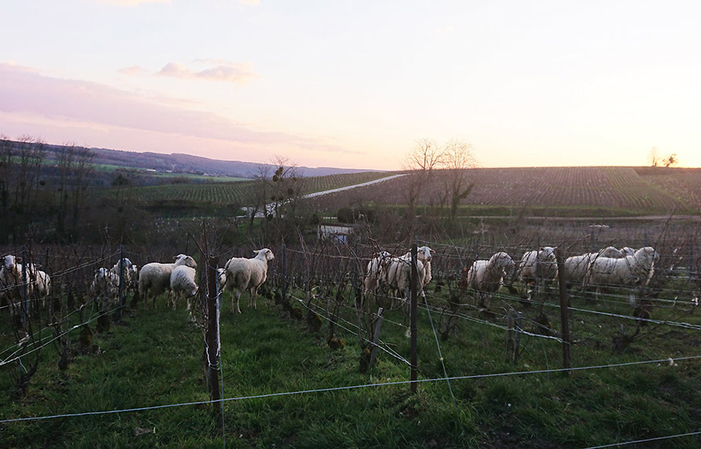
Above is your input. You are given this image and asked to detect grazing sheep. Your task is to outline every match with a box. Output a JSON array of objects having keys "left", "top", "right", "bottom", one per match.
[
  {"left": 564, "top": 246, "right": 631, "bottom": 288},
  {"left": 465, "top": 251, "right": 515, "bottom": 308},
  {"left": 1, "top": 256, "right": 52, "bottom": 320},
  {"left": 110, "top": 257, "right": 138, "bottom": 294},
  {"left": 585, "top": 246, "right": 660, "bottom": 303},
  {"left": 1, "top": 255, "right": 30, "bottom": 317},
  {"left": 416, "top": 245, "right": 435, "bottom": 289},
  {"left": 90, "top": 267, "right": 119, "bottom": 308},
  {"left": 138, "top": 254, "right": 197, "bottom": 309},
  {"left": 169, "top": 265, "right": 198, "bottom": 310},
  {"left": 222, "top": 248, "right": 275, "bottom": 314},
  {"left": 519, "top": 247, "right": 558, "bottom": 296},
  {"left": 385, "top": 253, "right": 426, "bottom": 311},
  {"left": 363, "top": 250, "right": 392, "bottom": 301}
]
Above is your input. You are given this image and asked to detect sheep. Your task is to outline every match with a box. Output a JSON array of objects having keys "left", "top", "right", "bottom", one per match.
[
  {"left": 465, "top": 251, "right": 515, "bottom": 308},
  {"left": 169, "top": 265, "right": 198, "bottom": 311},
  {"left": 518, "top": 246, "right": 558, "bottom": 297},
  {"left": 222, "top": 248, "right": 275, "bottom": 314},
  {"left": 363, "top": 250, "right": 392, "bottom": 302},
  {"left": 564, "top": 246, "right": 631, "bottom": 288},
  {"left": 1, "top": 255, "right": 30, "bottom": 317},
  {"left": 90, "top": 267, "right": 119, "bottom": 308},
  {"left": 585, "top": 246, "right": 660, "bottom": 304},
  {"left": 385, "top": 253, "right": 426, "bottom": 313},
  {"left": 138, "top": 254, "right": 197, "bottom": 309},
  {"left": 110, "top": 257, "right": 138, "bottom": 293},
  {"left": 416, "top": 245, "right": 435, "bottom": 289}
]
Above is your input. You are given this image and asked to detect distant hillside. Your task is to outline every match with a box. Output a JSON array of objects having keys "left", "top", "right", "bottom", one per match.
[{"left": 47, "top": 143, "right": 381, "bottom": 178}]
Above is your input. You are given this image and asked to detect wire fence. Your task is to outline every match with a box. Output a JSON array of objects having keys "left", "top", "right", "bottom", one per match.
[{"left": 1, "top": 223, "right": 701, "bottom": 446}]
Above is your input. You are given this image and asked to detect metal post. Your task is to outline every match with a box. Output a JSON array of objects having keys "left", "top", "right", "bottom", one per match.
[
  {"left": 206, "top": 255, "right": 221, "bottom": 419},
  {"left": 556, "top": 247, "right": 571, "bottom": 374},
  {"left": 410, "top": 243, "right": 418, "bottom": 393}
]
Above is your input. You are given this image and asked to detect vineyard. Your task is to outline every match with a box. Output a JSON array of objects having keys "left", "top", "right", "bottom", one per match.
[
  {"left": 309, "top": 166, "right": 701, "bottom": 216},
  {"left": 119, "top": 171, "right": 396, "bottom": 206},
  {"left": 2, "top": 216, "right": 701, "bottom": 447}
]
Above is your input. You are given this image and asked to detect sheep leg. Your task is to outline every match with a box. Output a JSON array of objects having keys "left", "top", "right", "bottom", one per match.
[{"left": 235, "top": 291, "right": 242, "bottom": 314}]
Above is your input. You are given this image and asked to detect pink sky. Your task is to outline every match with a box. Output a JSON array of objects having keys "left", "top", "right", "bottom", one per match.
[{"left": 2, "top": 1, "right": 700, "bottom": 170}]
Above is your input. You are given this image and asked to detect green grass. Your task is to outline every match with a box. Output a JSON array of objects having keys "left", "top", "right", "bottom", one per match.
[{"left": 2, "top": 282, "right": 701, "bottom": 448}]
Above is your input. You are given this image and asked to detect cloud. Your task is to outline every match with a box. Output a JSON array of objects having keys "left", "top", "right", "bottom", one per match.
[
  {"left": 0, "top": 63, "right": 344, "bottom": 158},
  {"left": 239, "top": 0, "right": 260, "bottom": 5},
  {"left": 157, "top": 61, "right": 260, "bottom": 84},
  {"left": 96, "top": 0, "right": 171, "bottom": 6},
  {"left": 117, "top": 65, "right": 149, "bottom": 76}
]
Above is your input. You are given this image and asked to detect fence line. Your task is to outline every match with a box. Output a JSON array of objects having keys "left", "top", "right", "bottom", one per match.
[{"left": 3, "top": 354, "right": 700, "bottom": 425}]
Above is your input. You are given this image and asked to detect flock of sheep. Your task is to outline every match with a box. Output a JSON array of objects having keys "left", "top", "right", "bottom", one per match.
[
  {"left": 0, "top": 248, "right": 277, "bottom": 321},
  {"left": 361, "top": 243, "right": 660, "bottom": 310},
  {"left": 2, "top": 241, "right": 661, "bottom": 322},
  {"left": 459, "top": 245, "right": 660, "bottom": 307}
]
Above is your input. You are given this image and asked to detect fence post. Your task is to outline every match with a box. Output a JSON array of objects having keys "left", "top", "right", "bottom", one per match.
[
  {"left": 21, "top": 246, "right": 28, "bottom": 326},
  {"left": 556, "top": 247, "right": 571, "bottom": 374},
  {"left": 369, "top": 307, "right": 384, "bottom": 368},
  {"left": 281, "top": 243, "right": 287, "bottom": 304},
  {"left": 506, "top": 309, "right": 514, "bottom": 362},
  {"left": 410, "top": 243, "right": 418, "bottom": 394},
  {"left": 206, "top": 255, "right": 221, "bottom": 420}
]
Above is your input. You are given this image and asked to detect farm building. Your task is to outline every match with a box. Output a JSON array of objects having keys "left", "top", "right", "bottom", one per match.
[{"left": 317, "top": 223, "right": 357, "bottom": 244}]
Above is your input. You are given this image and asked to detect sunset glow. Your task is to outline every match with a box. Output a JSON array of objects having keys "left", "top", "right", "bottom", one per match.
[{"left": 1, "top": 1, "right": 700, "bottom": 170}]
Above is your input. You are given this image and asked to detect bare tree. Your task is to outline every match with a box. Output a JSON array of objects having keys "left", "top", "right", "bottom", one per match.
[
  {"left": 664, "top": 153, "right": 679, "bottom": 168},
  {"left": 55, "top": 143, "right": 76, "bottom": 236},
  {"left": 249, "top": 164, "right": 272, "bottom": 231},
  {"left": 648, "top": 147, "right": 660, "bottom": 167},
  {"left": 403, "top": 139, "right": 444, "bottom": 221},
  {"left": 441, "top": 139, "right": 477, "bottom": 219},
  {"left": 70, "top": 147, "right": 95, "bottom": 229}
]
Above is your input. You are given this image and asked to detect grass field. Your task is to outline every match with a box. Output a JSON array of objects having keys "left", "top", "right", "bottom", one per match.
[{"left": 3, "top": 256, "right": 701, "bottom": 448}]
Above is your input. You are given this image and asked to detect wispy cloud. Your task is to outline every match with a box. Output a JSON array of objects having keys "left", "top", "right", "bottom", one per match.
[
  {"left": 117, "top": 65, "right": 149, "bottom": 76},
  {"left": 0, "top": 63, "right": 343, "bottom": 158},
  {"left": 239, "top": 0, "right": 260, "bottom": 5},
  {"left": 157, "top": 60, "right": 260, "bottom": 84},
  {"left": 96, "top": 0, "right": 170, "bottom": 6}
]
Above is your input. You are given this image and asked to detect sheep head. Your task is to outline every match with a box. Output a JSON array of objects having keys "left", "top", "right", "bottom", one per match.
[
  {"left": 254, "top": 248, "right": 275, "bottom": 261},
  {"left": 174, "top": 254, "right": 197, "bottom": 268}
]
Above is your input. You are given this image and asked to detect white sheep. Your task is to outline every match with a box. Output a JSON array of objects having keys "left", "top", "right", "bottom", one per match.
[
  {"left": 465, "top": 251, "right": 515, "bottom": 308},
  {"left": 1, "top": 255, "right": 31, "bottom": 317},
  {"left": 519, "top": 247, "right": 558, "bottom": 296},
  {"left": 385, "top": 254, "right": 426, "bottom": 310},
  {"left": 363, "top": 250, "right": 392, "bottom": 301},
  {"left": 138, "top": 254, "right": 197, "bottom": 309},
  {"left": 222, "top": 248, "right": 275, "bottom": 314},
  {"left": 110, "top": 257, "right": 138, "bottom": 294},
  {"left": 564, "top": 246, "right": 631, "bottom": 288},
  {"left": 416, "top": 245, "right": 435, "bottom": 289},
  {"left": 90, "top": 267, "right": 119, "bottom": 308},
  {"left": 169, "top": 265, "right": 198, "bottom": 310},
  {"left": 585, "top": 246, "right": 660, "bottom": 303}
]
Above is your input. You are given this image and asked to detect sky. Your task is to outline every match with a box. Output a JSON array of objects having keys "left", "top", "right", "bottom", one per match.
[{"left": 1, "top": 0, "right": 700, "bottom": 171}]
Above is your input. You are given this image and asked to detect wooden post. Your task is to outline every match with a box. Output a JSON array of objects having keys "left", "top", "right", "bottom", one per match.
[
  {"left": 506, "top": 309, "right": 515, "bottom": 362},
  {"left": 281, "top": 244, "right": 287, "bottom": 304},
  {"left": 206, "top": 255, "right": 221, "bottom": 419},
  {"left": 514, "top": 312, "right": 522, "bottom": 363},
  {"left": 556, "top": 247, "right": 571, "bottom": 374},
  {"left": 117, "top": 245, "right": 125, "bottom": 319},
  {"left": 368, "top": 307, "right": 384, "bottom": 368},
  {"left": 410, "top": 243, "right": 418, "bottom": 394}
]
